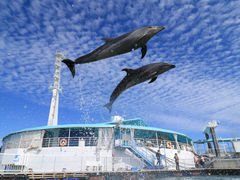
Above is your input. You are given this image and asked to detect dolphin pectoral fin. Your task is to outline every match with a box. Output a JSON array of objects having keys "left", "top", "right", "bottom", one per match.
[
  {"left": 141, "top": 45, "right": 147, "bottom": 59},
  {"left": 101, "top": 38, "right": 114, "bottom": 43},
  {"left": 104, "top": 102, "right": 112, "bottom": 113},
  {"left": 62, "top": 59, "right": 75, "bottom": 78},
  {"left": 122, "top": 68, "right": 135, "bottom": 76},
  {"left": 149, "top": 76, "right": 157, "bottom": 83}
]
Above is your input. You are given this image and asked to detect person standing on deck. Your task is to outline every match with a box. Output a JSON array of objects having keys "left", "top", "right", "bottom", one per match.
[
  {"left": 156, "top": 150, "right": 161, "bottom": 165},
  {"left": 174, "top": 153, "right": 180, "bottom": 170},
  {"left": 200, "top": 155, "right": 206, "bottom": 168}
]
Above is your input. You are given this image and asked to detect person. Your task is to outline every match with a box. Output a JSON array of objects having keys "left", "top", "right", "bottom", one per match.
[
  {"left": 200, "top": 155, "right": 206, "bottom": 168},
  {"left": 156, "top": 150, "right": 161, "bottom": 165},
  {"left": 174, "top": 153, "right": 180, "bottom": 170}
]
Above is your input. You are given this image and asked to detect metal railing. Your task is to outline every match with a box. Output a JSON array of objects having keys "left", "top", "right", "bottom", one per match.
[
  {"left": 42, "top": 137, "right": 98, "bottom": 147},
  {"left": 165, "top": 156, "right": 196, "bottom": 170},
  {"left": 2, "top": 136, "right": 194, "bottom": 152},
  {"left": 115, "top": 138, "right": 156, "bottom": 166},
  {"left": 134, "top": 138, "right": 194, "bottom": 152},
  {"left": 195, "top": 147, "right": 235, "bottom": 156}
]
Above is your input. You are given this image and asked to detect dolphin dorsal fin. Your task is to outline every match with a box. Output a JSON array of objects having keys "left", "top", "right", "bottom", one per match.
[
  {"left": 149, "top": 76, "right": 157, "bottom": 83},
  {"left": 102, "top": 38, "right": 114, "bottom": 43},
  {"left": 122, "top": 68, "right": 135, "bottom": 76},
  {"left": 141, "top": 44, "right": 147, "bottom": 59}
]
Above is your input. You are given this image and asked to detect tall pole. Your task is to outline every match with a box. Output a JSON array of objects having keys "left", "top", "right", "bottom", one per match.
[{"left": 47, "top": 52, "right": 64, "bottom": 126}]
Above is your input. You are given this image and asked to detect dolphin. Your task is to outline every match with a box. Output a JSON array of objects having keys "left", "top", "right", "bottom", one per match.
[
  {"left": 104, "top": 62, "right": 176, "bottom": 113},
  {"left": 62, "top": 26, "right": 165, "bottom": 77}
]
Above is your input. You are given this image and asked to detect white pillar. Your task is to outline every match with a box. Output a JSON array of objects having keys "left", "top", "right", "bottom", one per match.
[
  {"left": 47, "top": 52, "right": 64, "bottom": 126},
  {"left": 173, "top": 134, "right": 180, "bottom": 151}
]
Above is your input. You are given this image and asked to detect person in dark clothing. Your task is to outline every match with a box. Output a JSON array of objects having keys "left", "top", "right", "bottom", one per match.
[
  {"left": 156, "top": 150, "right": 161, "bottom": 165},
  {"left": 174, "top": 153, "right": 180, "bottom": 170},
  {"left": 200, "top": 155, "right": 206, "bottom": 168}
]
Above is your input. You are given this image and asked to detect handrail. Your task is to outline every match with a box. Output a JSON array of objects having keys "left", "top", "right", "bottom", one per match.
[
  {"left": 42, "top": 137, "right": 98, "bottom": 147},
  {"left": 128, "top": 146, "right": 154, "bottom": 166},
  {"left": 2, "top": 136, "right": 194, "bottom": 151},
  {"left": 134, "top": 138, "right": 194, "bottom": 152},
  {"left": 115, "top": 139, "right": 156, "bottom": 166},
  {"left": 195, "top": 147, "right": 236, "bottom": 156}
]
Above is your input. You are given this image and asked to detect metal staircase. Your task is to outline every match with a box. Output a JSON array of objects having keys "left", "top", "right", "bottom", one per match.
[{"left": 115, "top": 139, "right": 156, "bottom": 166}]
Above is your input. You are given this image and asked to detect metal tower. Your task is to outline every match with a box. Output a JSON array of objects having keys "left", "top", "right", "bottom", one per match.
[
  {"left": 47, "top": 52, "right": 64, "bottom": 126},
  {"left": 203, "top": 120, "right": 220, "bottom": 157}
]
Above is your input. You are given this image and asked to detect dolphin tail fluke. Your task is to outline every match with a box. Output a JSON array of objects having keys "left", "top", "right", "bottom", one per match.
[
  {"left": 104, "top": 102, "right": 112, "bottom": 113},
  {"left": 62, "top": 59, "right": 75, "bottom": 78}
]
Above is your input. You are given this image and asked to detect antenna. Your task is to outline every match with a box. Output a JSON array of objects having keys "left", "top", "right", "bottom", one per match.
[{"left": 47, "top": 52, "right": 65, "bottom": 126}]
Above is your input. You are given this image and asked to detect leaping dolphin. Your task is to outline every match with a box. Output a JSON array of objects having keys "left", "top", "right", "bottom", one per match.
[
  {"left": 104, "top": 62, "right": 176, "bottom": 113},
  {"left": 62, "top": 26, "right": 165, "bottom": 77}
]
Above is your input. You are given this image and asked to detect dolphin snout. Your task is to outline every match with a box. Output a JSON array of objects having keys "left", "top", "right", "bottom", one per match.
[
  {"left": 159, "top": 26, "right": 165, "bottom": 30},
  {"left": 170, "top": 64, "right": 176, "bottom": 69},
  {"left": 154, "top": 26, "right": 165, "bottom": 33},
  {"left": 150, "top": 26, "right": 165, "bottom": 33},
  {"left": 148, "top": 26, "right": 165, "bottom": 33}
]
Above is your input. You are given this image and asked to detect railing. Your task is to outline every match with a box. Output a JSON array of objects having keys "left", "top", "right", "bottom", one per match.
[
  {"left": 2, "top": 137, "right": 113, "bottom": 151},
  {"left": 115, "top": 139, "right": 156, "bottom": 166},
  {"left": 41, "top": 137, "right": 193, "bottom": 152},
  {"left": 134, "top": 145, "right": 156, "bottom": 165},
  {"left": 195, "top": 147, "right": 236, "bottom": 156},
  {"left": 114, "top": 138, "right": 194, "bottom": 168},
  {"left": 2, "top": 135, "right": 194, "bottom": 152},
  {"left": 42, "top": 137, "right": 98, "bottom": 147},
  {"left": 134, "top": 138, "right": 194, "bottom": 152},
  {"left": 194, "top": 142, "right": 236, "bottom": 157},
  {"left": 164, "top": 156, "right": 197, "bottom": 170}
]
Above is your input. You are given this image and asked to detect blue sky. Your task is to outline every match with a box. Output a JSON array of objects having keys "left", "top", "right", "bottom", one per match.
[{"left": 0, "top": 0, "right": 240, "bottom": 143}]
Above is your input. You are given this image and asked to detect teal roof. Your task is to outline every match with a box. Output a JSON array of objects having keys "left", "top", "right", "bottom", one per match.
[
  {"left": 2, "top": 118, "right": 190, "bottom": 141},
  {"left": 105, "top": 118, "right": 148, "bottom": 127}
]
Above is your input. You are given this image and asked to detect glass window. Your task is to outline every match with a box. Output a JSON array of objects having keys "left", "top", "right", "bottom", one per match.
[
  {"left": 43, "top": 130, "right": 54, "bottom": 138},
  {"left": 42, "top": 129, "right": 59, "bottom": 147},
  {"left": 70, "top": 128, "right": 81, "bottom": 137},
  {"left": 59, "top": 128, "right": 69, "bottom": 138}
]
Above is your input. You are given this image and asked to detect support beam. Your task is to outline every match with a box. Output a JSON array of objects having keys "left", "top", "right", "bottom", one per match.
[
  {"left": 210, "top": 127, "right": 220, "bottom": 157},
  {"left": 205, "top": 133, "right": 213, "bottom": 154}
]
